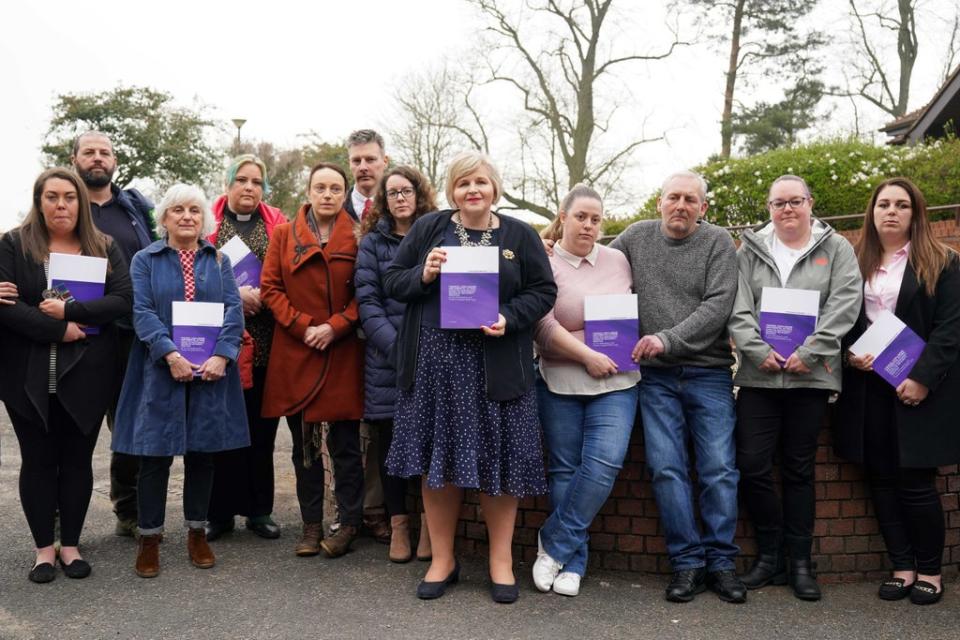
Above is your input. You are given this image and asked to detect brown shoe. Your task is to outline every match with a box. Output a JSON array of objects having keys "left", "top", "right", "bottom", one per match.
[
  {"left": 389, "top": 515, "right": 412, "bottom": 563},
  {"left": 364, "top": 513, "right": 392, "bottom": 544},
  {"left": 295, "top": 522, "right": 323, "bottom": 557},
  {"left": 320, "top": 524, "right": 358, "bottom": 558},
  {"left": 416, "top": 513, "right": 432, "bottom": 561},
  {"left": 187, "top": 528, "right": 215, "bottom": 569},
  {"left": 135, "top": 534, "right": 161, "bottom": 578}
]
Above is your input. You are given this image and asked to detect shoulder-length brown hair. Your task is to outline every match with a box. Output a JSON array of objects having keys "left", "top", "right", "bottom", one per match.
[
  {"left": 361, "top": 166, "right": 438, "bottom": 236},
  {"left": 855, "top": 177, "right": 953, "bottom": 296},
  {"left": 19, "top": 167, "right": 109, "bottom": 265}
]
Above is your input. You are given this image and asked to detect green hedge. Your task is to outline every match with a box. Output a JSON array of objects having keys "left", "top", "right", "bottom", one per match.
[{"left": 606, "top": 137, "right": 960, "bottom": 234}]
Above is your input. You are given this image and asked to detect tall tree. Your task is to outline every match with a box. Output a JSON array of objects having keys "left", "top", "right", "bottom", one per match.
[
  {"left": 463, "top": 0, "right": 685, "bottom": 218},
  {"left": 731, "top": 76, "right": 826, "bottom": 154},
  {"left": 43, "top": 86, "right": 221, "bottom": 189},
  {"left": 684, "top": 0, "right": 824, "bottom": 158}
]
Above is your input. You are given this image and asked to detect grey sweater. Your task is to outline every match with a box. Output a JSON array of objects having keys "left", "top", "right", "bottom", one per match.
[{"left": 610, "top": 219, "right": 737, "bottom": 368}]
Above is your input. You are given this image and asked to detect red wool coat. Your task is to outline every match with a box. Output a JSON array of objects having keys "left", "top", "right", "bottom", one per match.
[{"left": 260, "top": 205, "right": 363, "bottom": 421}]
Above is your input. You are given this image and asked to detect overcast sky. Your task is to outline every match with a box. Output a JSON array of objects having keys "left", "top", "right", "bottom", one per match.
[{"left": 1, "top": 0, "right": 951, "bottom": 231}]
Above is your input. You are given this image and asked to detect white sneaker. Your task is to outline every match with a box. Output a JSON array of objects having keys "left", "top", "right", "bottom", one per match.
[
  {"left": 552, "top": 572, "right": 581, "bottom": 597},
  {"left": 533, "top": 532, "right": 563, "bottom": 592}
]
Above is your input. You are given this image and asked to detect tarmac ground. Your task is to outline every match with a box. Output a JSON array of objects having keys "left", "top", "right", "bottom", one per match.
[{"left": 1, "top": 411, "right": 958, "bottom": 640}]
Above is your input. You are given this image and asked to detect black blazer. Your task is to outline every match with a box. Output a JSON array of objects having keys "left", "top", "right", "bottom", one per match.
[
  {"left": 383, "top": 210, "right": 557, "bottom": 402},
  {"left": 344, "top": 190, "right": 360, "bottom": 222},
  {"left": 0, "top": 230, "right": 132, "bottom": 434},
  {"left": 834, "top": 256, "right": 960, "bottom": 467}
]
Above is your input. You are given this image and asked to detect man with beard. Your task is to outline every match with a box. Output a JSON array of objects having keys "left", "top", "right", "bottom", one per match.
[{"left": 71, "top": 131, "right": 156, "bottom": 537}]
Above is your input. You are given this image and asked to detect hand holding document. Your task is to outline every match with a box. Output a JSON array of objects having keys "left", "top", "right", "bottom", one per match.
[
  {"left": 48, "top": 253, "right": 108, "bottom": 335},
  {"left": 584, "top": 294, "right": 640, "bottom": 372},
  {"left": 758, "top": 287, "right": 820, "bottom": 358},
  {"left": 440, "top": 246, "right": 499, "bottom": 329},
  {"left": 849, "top": 310, "right": 926, "bottom": 387},
  {"left": 220, "top": 236, "right": 262, "bottom": 287},
  {"left": 171, "top": 301, "right": 225, "bottom": 372}
]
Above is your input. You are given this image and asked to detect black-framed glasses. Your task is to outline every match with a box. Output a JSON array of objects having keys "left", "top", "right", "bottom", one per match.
[
  {"left": 386, "top": 188, "right": 415, "bottom": 200},
  {"left": 768, "top": 197, "right": 808, "bottom": 211}
]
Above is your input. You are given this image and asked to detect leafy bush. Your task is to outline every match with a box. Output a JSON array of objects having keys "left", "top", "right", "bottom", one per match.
[{"left": 614, "top": 137, "right": 960, "bottom": 234}]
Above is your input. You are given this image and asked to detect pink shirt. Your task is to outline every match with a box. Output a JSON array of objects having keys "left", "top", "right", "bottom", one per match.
[
  {"left": 865, "top": 242, "right": 910, "bottom": 323},
  {"left": 534, "top": 242, "right": 640, "bottom": 395}
]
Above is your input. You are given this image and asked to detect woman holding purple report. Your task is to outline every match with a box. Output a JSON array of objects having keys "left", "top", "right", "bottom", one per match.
[
  {"left": 835, "top": 178, "right": 960, "bottom": 605},
  {"left": 112, "top": 183, "right": 248, "bottom": 579},
  {"left": 727, "top": 175, "right": 862, "bottom": 601}
]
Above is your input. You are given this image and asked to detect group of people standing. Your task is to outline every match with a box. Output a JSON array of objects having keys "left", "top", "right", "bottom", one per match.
[{"left": 0, "top": 128, "right": 957, "bottom": 608}]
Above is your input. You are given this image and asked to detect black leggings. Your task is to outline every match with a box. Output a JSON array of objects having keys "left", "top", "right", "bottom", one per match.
[
  {"left": 370, "top": 419, "right": 408, "bottom": 516},
  {"left": 863, "top": 374, "right": 944, "bottom": 575},
  {"left": 7, "top": 397, "right": 101, "bottom": 547}
]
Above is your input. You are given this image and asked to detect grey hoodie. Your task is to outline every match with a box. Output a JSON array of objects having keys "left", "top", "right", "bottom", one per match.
[{"left": 728, "top": 218, "right": 863, "bottom": 391}]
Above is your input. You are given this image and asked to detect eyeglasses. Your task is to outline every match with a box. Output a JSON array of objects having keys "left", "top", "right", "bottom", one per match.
[
  {"left": 768, "top": 197, "right": 808, "bottom": 211},
  {"left": 386, "top": 188, "right": 415, "bottom": 201}
]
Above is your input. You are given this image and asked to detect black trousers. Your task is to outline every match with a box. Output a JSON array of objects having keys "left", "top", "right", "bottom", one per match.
[
  {"left": 107, "top": 327, "right": 139, "bottom": 522},
  {"left": 7, "top": 396, "right": 101, "bottom": 547},
  {"left": 863, "top": 374, "right": 944, "bottom": 575},
  {"left": 138, "top": 453, "right": 215, "bottom": 533},
  {"left": 208, "top": 367, "right": 279, "bottom": 522},
  {"left": 287, "top": 414, "right": 364, "bottom": 526},
  {"left": 736, "top": 387, "right": 829, "bottom": 557},
  {"left": 369, "top": 419, "right": 408, "bottom": 517}
]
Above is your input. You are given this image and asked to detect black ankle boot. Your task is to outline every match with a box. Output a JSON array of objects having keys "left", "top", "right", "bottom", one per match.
[
  {"left": 741, "top": 551, "right": 787, "bottom": 589},
  {"left": 788, "top": 558, "right": 821, "bottom": 601}
]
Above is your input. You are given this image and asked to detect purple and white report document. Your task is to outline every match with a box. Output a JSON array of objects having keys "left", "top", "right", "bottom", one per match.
[
  {"left": 759, "top": 287, "right": 820, "bottom": 357},
  {"left": 849, "top": 310, "right": 926, "bottom": 387},
  {"left": 171, "top": 301, "right": 224, "bottom": 372},
  {"left": 440, "top": 246, "right": 499, "bottom": 329},
  {"left": 220, "top": 236, "right": 262, "bottom": 287},
  {"left": 48, "top": 252, "right": 108, "bottom": 335},
  {"left": 584, "top": 293, "right": 640, "bottom": 372}
]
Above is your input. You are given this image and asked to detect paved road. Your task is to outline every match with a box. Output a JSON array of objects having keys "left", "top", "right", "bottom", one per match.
[{"left": 1, "top": 411, "right": 957, "bottom": 640}]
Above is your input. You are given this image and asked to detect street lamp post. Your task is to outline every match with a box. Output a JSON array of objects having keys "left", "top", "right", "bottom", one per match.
[{"left": 231, "top": 118, "right": 247, "bottom": 148}]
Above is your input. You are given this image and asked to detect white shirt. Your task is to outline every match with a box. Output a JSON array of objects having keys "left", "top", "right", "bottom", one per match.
[
  {"left": 769, "top": 233, "right": 815, "bottom": 286},
  {"left": 350, "top": 187, "right": 372, "bottom": 221}
]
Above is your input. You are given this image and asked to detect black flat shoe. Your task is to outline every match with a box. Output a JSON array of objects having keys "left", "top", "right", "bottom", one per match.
[
  {"left": 708, "top": 570, "right": 747, "bottom": 603},
  {"left": 878, "top": 577, "right": 913, "bottom": 601},
  {"left": 416, "top": 562, "right": 460, "bottom": 600},
  {"left": 60, "top": 558, "right": 92, "bottom": 579},
  {"left": 204, "top": 519, "right": 235, "bottom": 542},
  {"left": 246, "top": 518, "right": 281, "bottom": 539},
  {"left": 490, "top": 581, "right": 519, "bottom": 604},
  {"left": 910, "top": 580, "right": 943, "bottom": 605},
  {"left": 28, "top": 562, "right": 56, "bottom": 584},
  {"left": 665, "top": 568, "right": 706, "bottom": 603}
]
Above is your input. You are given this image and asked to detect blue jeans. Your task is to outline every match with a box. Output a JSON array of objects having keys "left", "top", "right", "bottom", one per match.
[
  {"left": 638, "top": 366, "right": 739, "bottom": 571},
  {"left": 536, "top": 377, "right": 638, "bottom": 576}
]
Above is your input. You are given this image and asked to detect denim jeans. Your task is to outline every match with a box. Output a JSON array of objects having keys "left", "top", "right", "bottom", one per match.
[
  {"left": 138, "top": 452, "right": 214, "bottom": 534},
  {"left": 638, "top": 365, "right": 739, "bottom": 571},
  {"left": 536, "top": 377, "right": 638, "bottom": 577}
]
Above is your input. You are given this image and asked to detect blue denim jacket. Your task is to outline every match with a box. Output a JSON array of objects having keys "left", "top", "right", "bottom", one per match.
[{"left": 112, "top": 240, "right": 249, "bottom": 456}]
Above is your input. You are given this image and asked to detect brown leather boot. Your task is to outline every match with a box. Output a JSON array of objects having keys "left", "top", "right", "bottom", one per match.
[
  {"left": 389, "top": 515, "right": 412, "bottom": 563},
  {"left": 295, "top": 522, "right": 323, "bottom": 557},
  {"left": 135, "top": 534, "right": 161, "bottom": 578},
  {"left": 320, "top": 524, "right": 357, "bottom": 558},
  {"left": 187, "top": 528, "right": 215, "bottom": 569},
  {"left": 363, "top": 513, "right": 392, "bottom": 545},
  {"left": 416, "top": 513, "right": 432, "bottom": 561}
]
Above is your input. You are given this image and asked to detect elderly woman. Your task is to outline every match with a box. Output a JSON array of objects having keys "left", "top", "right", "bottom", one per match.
[
  {"left": 384, "top": 151, "right": 556, "bottom": 603},
  {"left": 728, "top": 175, "right": 862, "bottom": 601},
  {"left": 356, "top": 166, "right": 437, "bottom": 563},
  {"left": 0, "top": 167, "right": 132, "bottom": 582},
  {"left": 530, "top": 184, "right": 638, "bottom": 598},
  {"left": 205, "top": 155, "right": 287, "bottom": 542},
  {"left": 260, "top": 162, "right": 365, "bottom": 559},
  {"left": 112, "top": 184, "right": 248, "bottom": 578},
  {"left": 836, "top": 178, "right": 960, "bottom": 605}
]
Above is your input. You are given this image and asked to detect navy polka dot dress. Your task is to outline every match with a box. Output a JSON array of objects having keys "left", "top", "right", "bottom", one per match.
[{"left": 387, "top": 327, "right": 547, "bottom": 497}]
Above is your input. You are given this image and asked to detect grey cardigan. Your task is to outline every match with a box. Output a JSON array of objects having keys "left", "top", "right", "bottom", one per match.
[{"left": 728, "top": 218, "right": 863, "bottom": 392}]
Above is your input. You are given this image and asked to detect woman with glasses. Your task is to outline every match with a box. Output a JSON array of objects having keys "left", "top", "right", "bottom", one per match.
[
  {"left": 728, "top": 175, "right": 862, "bottom": 601},
  {"left": 355, "top": 166, "right": 437, "bottom": 563}
]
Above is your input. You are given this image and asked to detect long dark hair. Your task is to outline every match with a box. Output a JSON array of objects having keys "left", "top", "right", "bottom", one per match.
[
  {"left": 855, "top": 177, "right": 953, "bottom": 296},
  {"left": 361, "top": 166, "right": 438, "bottom": 236},
  {"left": 19, "top": 167, "right": 109, "bottom": 264}
]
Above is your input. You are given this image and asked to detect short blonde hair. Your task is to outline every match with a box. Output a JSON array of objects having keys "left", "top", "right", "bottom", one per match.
[
  {"left": 444, "top": 151, "right": 502, "bottom": 208},
  {"left": 155, "top": 183, "right": 214, "bottom": 239}
]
